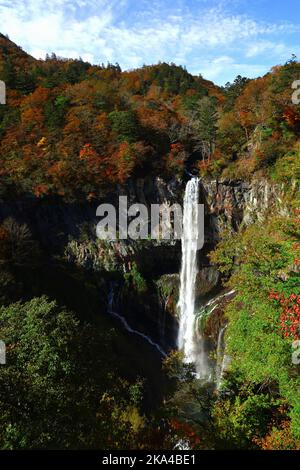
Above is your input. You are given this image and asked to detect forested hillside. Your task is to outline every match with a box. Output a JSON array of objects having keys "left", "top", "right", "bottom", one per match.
[
  {"left": 1, "top": 33, "right": 299, "bottom": 200},
  {"left": 0, "top": 34, "right": 299, "bottom": 450}
]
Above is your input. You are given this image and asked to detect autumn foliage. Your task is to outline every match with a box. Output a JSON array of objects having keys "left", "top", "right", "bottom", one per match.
[
  {"left": 269, "top": 292, "right": 300, "bottom": 340},
  {"left": 165, "top": 143, "right": 186, "bottom": 176},
  {"left": 1, "top": 33, "right": 300, "bottom": 199},
  {"left": 255, "top": 421, "right": 300, "bottom": 450}
]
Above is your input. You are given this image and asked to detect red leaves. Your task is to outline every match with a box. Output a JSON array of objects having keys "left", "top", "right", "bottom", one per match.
[
  {"left": 269, "top": 291, "right": 300, "bottom": 340},
  {"left": 79, "top": 143, "right": 98, "bottom": 160},
  {"left": 110, "top": 142, "right": 136, "bottom": 184},
  {"left": 79, "top": 141, "right": 146, "bottom": 185},
  {"left": 170, "top": 419, "right": 201, "bottom": 447},
  {"left": 79, "top": 143, "right": 107, "bottom": 175},
  {"left": 165, "top": 142, "right": 185, "bottom": 175},
  {"left": 282, "top": 106, "right": 300, "bottom": 127},
  {"left": 33, "top": 184, "right": 49, "bottom": 198}
]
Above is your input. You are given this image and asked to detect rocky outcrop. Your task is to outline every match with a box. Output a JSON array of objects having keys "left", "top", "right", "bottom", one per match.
[
  {"left": 0, "top": 176, "right": 183, "bottom": 252},
  {"left": 0, "top": 175, "right": 284, "bottom": 357},
  {"left": 0, "top": 176, "right": 283, "bottom": 263},
  {"left": 200, "top": 178, "right": 286, "bottom": 243}
]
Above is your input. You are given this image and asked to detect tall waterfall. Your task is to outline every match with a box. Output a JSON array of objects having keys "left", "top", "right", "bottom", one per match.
[{"left": 178, "top": 178, "right": 201, "bottom": 370}]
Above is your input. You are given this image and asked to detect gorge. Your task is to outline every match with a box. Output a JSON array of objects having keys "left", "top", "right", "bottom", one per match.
[
  {"left": 0, "top": 175, "right": 284, "bottom": 387},
  {"left": 0, "top": 34, "right": 299, "bottom": 449},
  {"left": 0, "top": 171, "right": 298, "bottom": 449}
]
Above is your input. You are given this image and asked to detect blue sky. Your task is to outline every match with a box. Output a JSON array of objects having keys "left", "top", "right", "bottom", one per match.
[{"left": 0, "top": 0, "right": 299, "bottom": 84}]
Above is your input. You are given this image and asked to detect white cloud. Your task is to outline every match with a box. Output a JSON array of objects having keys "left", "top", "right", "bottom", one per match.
[
  {"left": 191, "top": 56, "right": 267, "bottom": 82},
  {"left": 246, "top": 40, "right": 292, "bottom": 59},
  {"left": 0, "top": 0, "right": 299, "bottom": 84}
]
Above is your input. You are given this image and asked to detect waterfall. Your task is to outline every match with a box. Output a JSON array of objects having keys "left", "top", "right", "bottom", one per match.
[
  {"left": 107, "top": 284, "right": 167, "bottom": 357},
  {"left": 178, "top": 177, "right": 202, "bottom": 372},
  {"left": 177, "top": 177, "right": 235, "bottom": 380}
]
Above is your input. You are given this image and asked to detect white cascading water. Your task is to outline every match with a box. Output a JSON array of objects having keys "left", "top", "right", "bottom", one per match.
[
  {"left": 178, "top": 178, "right": 201, "bottom": 370},
  {"left": 178, "top": 178, "right": 235, "bottom": 380},
  {"left": 108, "top": 283, "right": 167, "bottom": 357}
]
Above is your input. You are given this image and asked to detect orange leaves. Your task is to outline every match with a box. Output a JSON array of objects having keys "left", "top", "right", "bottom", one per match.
[
  {"left": 79, "top": 143, "right": 98, "bottom": 160},
  {"left": 235, "top": 75, "right": 272, "bottom": 129},
  {"left": 94, "top": 112, "right": 109, "bottom": 134},
  {"left": 121, "top": 70, "right": 143, "bottom": 94},
  {"left": 19, "top": 87, "right": 50, "bottom": 143},
  {"left": 1, "top": 47, "right": 298, "bottom": 199},
  {"left": 283, "top": 106, "right": 300, "bottom": 126},
  {"left": 21, "top": 106, "right": 44, "bottom": 131},
  {"left": 6, "top": 89, "right": 22, "bottom": 107},
  {"left": 33, "top": 184, "right": 49, "bottom": 198},
  {"left": 37, "top": 137, "right": 47, "bottom": 148},
  {"left": 79, "top": 143, "right": 108, "bottom": 175},
  {"left": 59, "top": 112, "right": 83, "bottom": 157},
  {"left": 165, "top": 142, "right": 186, "bottom": 176},
  {"left": 198, "top": 160, "right": 209, "bottom": 172},
  {"left": 47, "top": 161, "right": 66, "bottom": 179},
  {"left": 136, "top": 101, "right": 172, "bottom": 133},
  {"left": 255, "top": 421, "right": 300, "bottom": 450},
  {"left": 105, "top": 141, "right": 152, "bottom": 184},
  {"left": 110, "top": 141, "right": 136, "bottom": 184},
  {"left": 22, "top": 87, "right": 49, "bottom": 109}
]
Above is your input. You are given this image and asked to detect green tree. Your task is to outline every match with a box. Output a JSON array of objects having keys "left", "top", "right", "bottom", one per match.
[
  {"left": 0, "top": 297, "right": 145, "bottom": 449},
  {"left": 190, "top": 97, "right": 218, "bottom": 162},
  {"left": 108, "top": 110, "right": 139, "bottom": 143},
  {"left": 210, "top": 211, "right": 300, "bottom": 441}
]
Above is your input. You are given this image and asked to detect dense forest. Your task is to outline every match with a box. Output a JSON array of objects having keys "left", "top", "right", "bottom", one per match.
[{"left": 0, "top": 33, "right": 299, "bottom": 450}]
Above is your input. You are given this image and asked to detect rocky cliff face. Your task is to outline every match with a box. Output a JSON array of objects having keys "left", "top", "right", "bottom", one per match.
[
  {"left": 0, "top": 176, "right": 183, "bottom": 253},
  {"left": 148, "top": 177, "right": 287, "bottom": 355},
  {"left": 0, "top": 176, "right": 183, "bottom": 352},
  {"left": 201, "top": 178, "right": 286, "bottom": 243},
  {"left": 0, "top": 177, "right": 283, "bottom": 255},
  {"left": 0, "top": 176, "right": 284, "bottom": 354}
]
